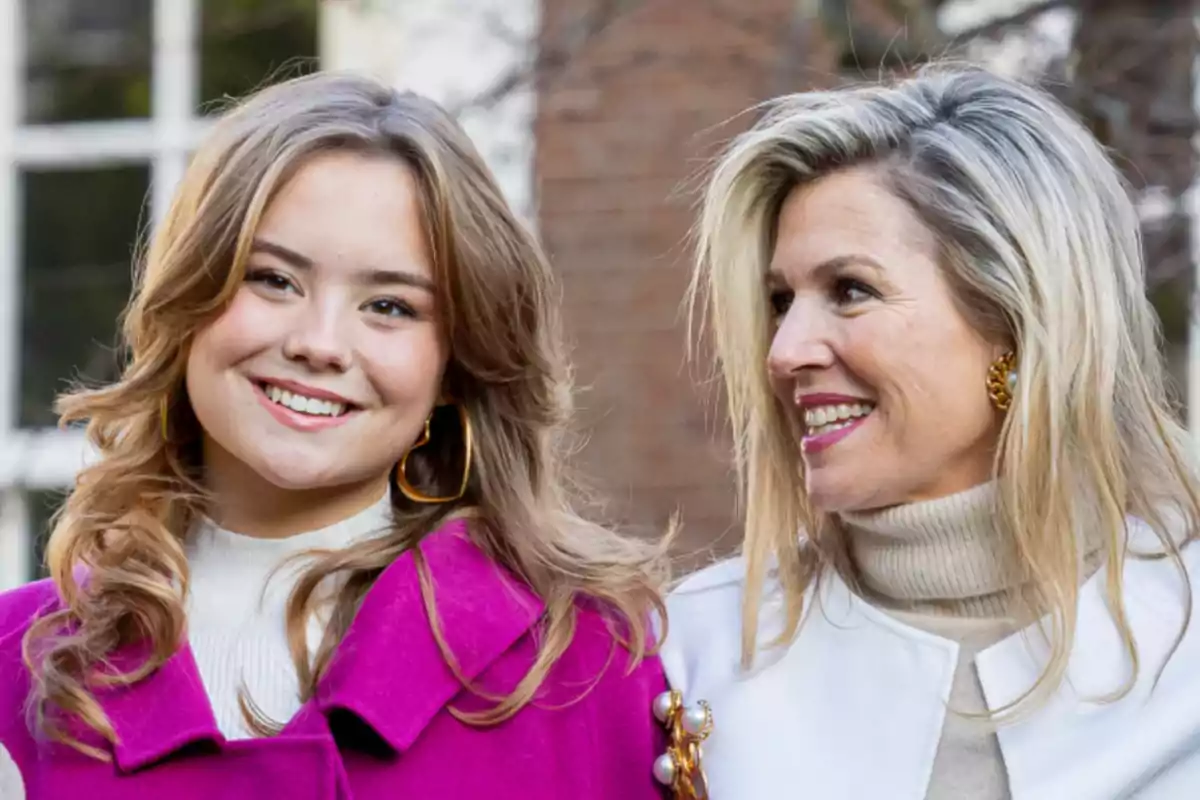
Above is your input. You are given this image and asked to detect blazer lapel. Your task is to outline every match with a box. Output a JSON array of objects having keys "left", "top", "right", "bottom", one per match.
[
  {"left": 977, "top": 523, "right": 1200, "bottom": 799},
  {"left": 93, "top": 642, "right": 224, "bottom": 772},
  {"left": 697, "top": 574, "right": 959, "bottom": 800},
  {"left": 88, "top": 519, "right": 545, "bottom": 770},
  {"left": 302, "top": 518, "right": 545, "bottom": 753}
]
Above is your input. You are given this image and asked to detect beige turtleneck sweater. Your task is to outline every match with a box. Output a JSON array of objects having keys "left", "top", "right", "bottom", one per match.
[{"left": 838, "top": 483, "right": 1022, "bottom": 800}]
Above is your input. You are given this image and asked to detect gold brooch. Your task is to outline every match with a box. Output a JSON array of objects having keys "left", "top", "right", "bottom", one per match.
[{"left": 652, "top": 690, "right": 712, "bottom": 799}]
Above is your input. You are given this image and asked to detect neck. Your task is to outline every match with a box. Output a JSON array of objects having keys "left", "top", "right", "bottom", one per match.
[
  {"left": 202, "top": 444, "right": 391, "bottom": 539},
  {"left": 837, "top": 482, "right": 1022, "bottom": 618}
]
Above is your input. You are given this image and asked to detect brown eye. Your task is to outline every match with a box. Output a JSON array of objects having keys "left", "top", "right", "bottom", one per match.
[
  {"left": 364, "top": 298, "right": 417, "bottom": 319},
  {"left": 831, "top": 278, "right": 876, "bottom": 306},
  {"left": 769, "top": 289, "right": 794, "bottom": 317},
  {"left": 245, "top": 269, "right": 298, "bottom": 294}
]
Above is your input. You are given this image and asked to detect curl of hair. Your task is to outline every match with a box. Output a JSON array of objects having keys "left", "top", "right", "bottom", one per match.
[
  {"left": 688, "top": 64, "right": 1199, "bottom": 723},
  {"left": 24, "top": 72, "right": 670, "bottom": 755}
]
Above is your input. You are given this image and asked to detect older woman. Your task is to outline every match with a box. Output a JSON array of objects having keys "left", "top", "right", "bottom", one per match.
[{"left": 664, "top": 66, "right": 1200, "bottom": 799}]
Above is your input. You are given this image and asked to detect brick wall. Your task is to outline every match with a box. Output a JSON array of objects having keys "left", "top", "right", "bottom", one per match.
[
  {"left": 536, "top": 2, "right": 1190, "bottom": 560},
  {"left": 535, "top": 0, "right": 847, "bottom": 560}
]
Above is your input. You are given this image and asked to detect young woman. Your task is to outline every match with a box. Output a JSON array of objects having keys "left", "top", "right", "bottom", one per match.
[
  {"left": 0, "top": 72, "right": 698, "bottom": 799},
  {"left": 664, "top": 66, "right": 1200, "bottom": 798}
]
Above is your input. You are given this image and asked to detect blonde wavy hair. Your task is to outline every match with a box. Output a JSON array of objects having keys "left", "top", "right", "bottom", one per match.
[
  {"left": 24, "top": 72, "right": 667, "bottom": 756},
  {"left": 690, "top": 65, "right": 1200, "bottom": 720}
]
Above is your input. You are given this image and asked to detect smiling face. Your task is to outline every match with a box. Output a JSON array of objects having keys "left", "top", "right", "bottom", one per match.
[
  {"left": 185, "top": 150, "right": 448, "bottom": 530},
  {"left": 765, "top": 166, "right": 1005, "bottom": 513}
]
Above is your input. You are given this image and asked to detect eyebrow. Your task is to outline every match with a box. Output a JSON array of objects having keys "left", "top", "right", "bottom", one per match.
[
  {"left": 766, "top": 253, "right": 885, "bottom": 284},
  {"left": 250, "top": 238, "right": 437, "bottom": 292}
]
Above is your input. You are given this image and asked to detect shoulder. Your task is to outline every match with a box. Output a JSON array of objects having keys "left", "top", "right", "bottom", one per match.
[
  {"left": 673, "top": 555, "right": 749, "bottom": 595},
  {"left": 527, "top": 600, "right": 671, "bottom": 738},
  {"left": 1124, "top": 517, "right": 1200, "bottom": 596},
  {"left": 659, "top": 557, "right": 758, "bottom": 703},
  {"left": 0, "top": 578, "right": 59, "bottom": 647},
  {"left": 663, "top": 556, "right": 749, "bottom": 644},
  {"left": 1112, "top": 520, "right": 1200, "bottom": 645},
  {"left": 424, "top": 517, "right": 668, "bottom": 702},
  {"left": 539, "top": 604, "right": 671, "bottom": 797},
  {"left": 558, "top": 600, "right": 670, "bottom": 704},
  {"left": 507, "top": 601, "right": 668, "bottom": 783},
  {"left": 0, "top": 581, "right": 55, "bottom": 799},
  {"left": 0, "top": 579, "right": 59, "bottom": 704},
  {"left": 0, "top": 579, "right": 63, "bottom": 723}
]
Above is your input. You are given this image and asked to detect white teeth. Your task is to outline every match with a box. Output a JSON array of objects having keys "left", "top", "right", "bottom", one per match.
[
  {"left": 803, "top": 401, "right": 874, "bottom": 435},
  {"left": 808, "top": 420, "right": 852, "bottom": 437},
  {"left": 262, "top": 384, "right": 346, "bottom": 417}
]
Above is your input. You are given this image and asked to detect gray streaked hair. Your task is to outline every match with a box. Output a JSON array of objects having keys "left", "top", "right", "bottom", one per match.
[{"left": 691, "top": 64, "right": 1198, "bottom": 721}]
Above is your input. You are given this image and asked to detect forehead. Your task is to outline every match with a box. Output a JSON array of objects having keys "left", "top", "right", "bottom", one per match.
[
  {"left": 253, "top": 150, "right": 433, "bottom": 280},
  {"left": 769, "top": 166, "right": 935, "bottom": 277}
]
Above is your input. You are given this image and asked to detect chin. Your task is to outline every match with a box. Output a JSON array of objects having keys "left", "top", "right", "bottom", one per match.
[
  {"left": 804, "top": 470, "right": 876, "bottom": 514},
  {"left": 255, "top": 466, "right": 345, "bottom": 492},
  {"left": 235, "top": 450, "right": 352, "bottom": 492}
]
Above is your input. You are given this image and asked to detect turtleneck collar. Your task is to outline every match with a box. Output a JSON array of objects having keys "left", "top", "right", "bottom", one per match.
[
  {"left": 836, "top": 482, "right": 1022, "bottom": 618},
  {"left": 188, "top": 491, "right": 395, "bottom": 565}
]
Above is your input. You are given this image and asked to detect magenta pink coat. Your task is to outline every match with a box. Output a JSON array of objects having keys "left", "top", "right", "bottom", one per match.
[{"left": 0, "top": 520, "right": 670, "bottom": 799}]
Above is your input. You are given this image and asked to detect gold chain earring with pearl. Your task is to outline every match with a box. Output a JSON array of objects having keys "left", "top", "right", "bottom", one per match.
[{"left": 986, "top": 351, "right": 1017, "bottom": 411}]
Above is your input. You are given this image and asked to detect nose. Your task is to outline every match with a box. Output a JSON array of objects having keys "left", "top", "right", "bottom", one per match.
[
  {"left": 282, "top": 303, "right": 352, "bottom": 373},
  {"left": 766, "top": 306, "right": 836, "bottom": 380}
]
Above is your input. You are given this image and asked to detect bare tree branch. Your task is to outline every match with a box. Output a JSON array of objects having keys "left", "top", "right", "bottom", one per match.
[
  {"left": 821, "top": 0, "right": 1079, "bottom": 71},
  {"left": 950, "top": 0, "right": 1075, "bottom": 42},
  {"left": 447, "top": 0, "right": 641, "bottom": 115}
]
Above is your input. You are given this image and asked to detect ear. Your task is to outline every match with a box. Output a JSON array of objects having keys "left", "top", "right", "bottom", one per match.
[
  {"left": 991, "top": 337, "right": 1016, "bottom": 363},
  {"left": 437, "top": 369, "right": 456, "bottom": 406}
]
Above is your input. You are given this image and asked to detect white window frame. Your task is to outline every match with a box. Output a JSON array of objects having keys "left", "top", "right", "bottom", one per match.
[{"left": 0, "top": 0, "right": 209, "bottom": 588}]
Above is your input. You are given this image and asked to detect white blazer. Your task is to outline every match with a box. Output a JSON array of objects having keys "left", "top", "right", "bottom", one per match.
[{"left": 660, "top": 522, "right": 1200, "bottom": 800}]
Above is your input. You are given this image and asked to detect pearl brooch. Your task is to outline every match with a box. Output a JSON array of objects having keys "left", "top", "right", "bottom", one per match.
[
  {"left": 652, "top": 690, "right": 712, "bottom": 799},
  {"left": 653, "top": 752, "right": 678, "bottom": 785},
  {"left": 653, "top": 690, "right": 676, "bottom": 723},
  {"left": 682, "top": 703, "right": 712, "bottom": 737}
]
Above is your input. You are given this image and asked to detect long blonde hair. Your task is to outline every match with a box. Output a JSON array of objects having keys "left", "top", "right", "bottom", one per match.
[
  {"left": 24, "top": 72, "right": 667, "bottom": 756},
  {"left": 690, "top": 65, "right": 1199, "bottom": 720}
]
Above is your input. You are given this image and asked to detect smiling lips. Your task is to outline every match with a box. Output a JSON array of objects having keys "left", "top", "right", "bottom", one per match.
[
  {"left": 253, "top": 379, "right": 360, "bottom": 431},
  {"left": 797, "top": 393, "right": 875, "bottom": 454},
  {"left": 263, "top": 383, "right": 347, "bottom": 417}
]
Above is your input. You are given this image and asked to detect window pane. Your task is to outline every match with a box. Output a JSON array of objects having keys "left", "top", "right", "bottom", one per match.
[
  {"left": 27, "top": 489, "right": 66, "bottom": 581},
  {"left": 20, "top": 165, "right": 149, "bottom": 428},
  {"left": 200, "top": 0, "right": 319, "bottom": 114},
  {"left": 23, "top": 0, "right": 152, "bottom": 124}
]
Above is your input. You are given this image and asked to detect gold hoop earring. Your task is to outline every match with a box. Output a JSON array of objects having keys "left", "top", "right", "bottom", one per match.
[
  {"left": 394, "top": 404, "right": 473, "bottom": 504},
  {"left": 987, "top": 351, "right": 1017, "bottom": 411}
]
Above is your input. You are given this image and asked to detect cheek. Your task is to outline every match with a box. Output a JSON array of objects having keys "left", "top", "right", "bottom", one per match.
[
  {"left": 767, "top": 365, "right": 792, "bottom": 404},
  {"left": 837, "top": 318, "right": 914, "bottom": 397},
  {"left": 189, "top": 293, "right": 272, "bottom": 369},
  {"left": 361, "top": 328, "right": 448, "bottom": 406},
  {"left": 856, "top": 322, "right": 995, "bottom": 442}
]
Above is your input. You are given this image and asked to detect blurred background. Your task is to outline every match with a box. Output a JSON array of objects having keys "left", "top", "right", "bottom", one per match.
[{"left": 0, "top": 0, "right": 1193, "bottom": 588}]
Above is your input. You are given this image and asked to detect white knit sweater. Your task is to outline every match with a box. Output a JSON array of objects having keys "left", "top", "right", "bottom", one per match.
[{"left": 183, "top": 494, "right": 393, "bottom": 739}]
